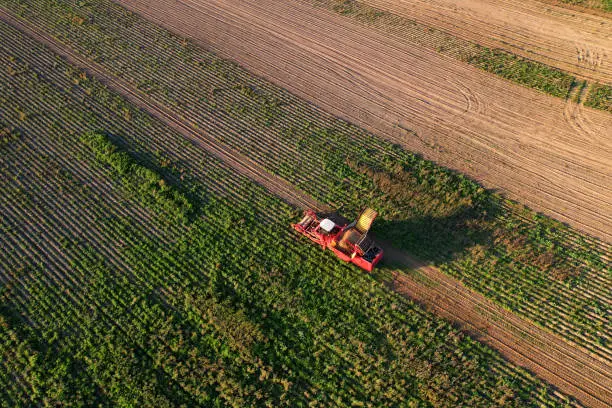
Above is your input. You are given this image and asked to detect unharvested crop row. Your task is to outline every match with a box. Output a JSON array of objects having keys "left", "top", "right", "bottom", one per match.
[
  {"left": 0, "top": 199, "right": 276, "bottom": 405},
  {"left": 3, "top": 0, "right": 608, "bottom": 355},
  {"left": 0, "top": 114, "right": 312, "bottom": 405},
  {"left": 0, "top": 19, "right": 577, "bottom": 407},
  {"left": 559, "top": 0, "right": 612, "bottom": 12},
  {"left": 585, "top": 83, "right": 612, "bottom": 111}
]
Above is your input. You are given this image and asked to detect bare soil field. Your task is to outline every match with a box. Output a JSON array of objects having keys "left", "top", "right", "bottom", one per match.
[
  {"left": 355, "top": 0, "right": 612, "bottom": 83},
  {"left": 116, "top": 0, "right": 612, "bottom": 241},
  {"left": 3, "top": 8, "right": 610, "bottom": 406}
]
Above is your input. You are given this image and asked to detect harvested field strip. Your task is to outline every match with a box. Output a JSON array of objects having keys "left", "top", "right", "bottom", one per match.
[
  {"left": 1, "top": 2, "right": 610, "bottom": 361},
  {"left": 0, "top": 22, "right": 583, "bottom": 407},
  {"left": 312, "top": 0, "right": 612, "bottom": 92},
  {"left": 9, "top": 0, "right": 604, "bottom": 207}
]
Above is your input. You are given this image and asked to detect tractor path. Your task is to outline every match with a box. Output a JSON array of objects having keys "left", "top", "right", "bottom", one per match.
[
  {"left": 1, "top": 8, "right": 610, "bottom": 408},
  {"left": 351, "top": 0, "right": 612, "bottom": 83},
  {"left": 116, "top": 0, "right": 612, "bottom": 242}
]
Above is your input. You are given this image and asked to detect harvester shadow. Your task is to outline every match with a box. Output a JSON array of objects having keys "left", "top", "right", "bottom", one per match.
[
  {"left": 367, "top": 204, "right": 500, "bottom": 344},
  {"left": 371, "top": 203, "right": 498, "bottom": 266}
]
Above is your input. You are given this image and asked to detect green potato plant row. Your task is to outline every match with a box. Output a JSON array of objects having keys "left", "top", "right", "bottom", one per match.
[
  {"left": 585, "top": 82, "right": 612, "bottom": 111},
  {"left": 80, "top": 130, "right": 193, "bottom": 222},
  {"left": 0, "top": 0, "right": 608, "bottom": 356},
  {"left": 559, "top": 0, "right": 612, "bottom": 12},
  {"left": 0, "top": 20, "right": 577, "bottom": 407}
]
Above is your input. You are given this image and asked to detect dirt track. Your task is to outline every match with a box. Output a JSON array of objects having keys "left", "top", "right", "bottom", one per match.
[
  {"left": 357, "top": 0, "right": 612, "bottom": 83},
  {"left": 116, "top": 0, "right": 612, "bottom": 242},
  {"left": 385, "top": 249, "right": 612, "bottom": 408},
  {"left": 3, "top": 7, "right": 610, "bottom": 406}
]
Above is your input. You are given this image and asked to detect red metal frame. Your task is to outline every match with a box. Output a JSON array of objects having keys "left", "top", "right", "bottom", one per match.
[{"left": 292, "top": 210, "right": 384, "bottom": 272}]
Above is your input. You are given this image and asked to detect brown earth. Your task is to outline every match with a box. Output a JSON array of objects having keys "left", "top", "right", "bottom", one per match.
[
  {"left": 2, "top": 7, "right": 610, "bottom": 407},
  {"left": 115, "top": 0, "right": 612, "bottom": 242},
  {"left": 356, "top": 0, "right": 612, "bottom": 83}
]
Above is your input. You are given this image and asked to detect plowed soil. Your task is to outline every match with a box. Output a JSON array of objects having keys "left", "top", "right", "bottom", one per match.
[
  {"left": 116, "top": 0, "right": 612, "bottom": 242},
  {"left": 3, "top": 7, "right": 610, "bottom": 406},
  {"left": 357, "top": 0, "right": 612, "bottom": 83}
]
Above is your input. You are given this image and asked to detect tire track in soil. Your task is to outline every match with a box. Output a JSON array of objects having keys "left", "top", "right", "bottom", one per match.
[
  {"left": 1, "top": 7, "right": 611, "bottom": 408},
  {"left": 119, "top": 0, "right": 612, "bottom": 242},
  {"left": 355, "top": 0, "right": 612, "bottom": 83}
]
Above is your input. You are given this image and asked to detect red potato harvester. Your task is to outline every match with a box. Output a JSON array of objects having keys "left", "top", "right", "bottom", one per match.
[{"left": 292, "top": 208, "right": 384, "bottom": 272}]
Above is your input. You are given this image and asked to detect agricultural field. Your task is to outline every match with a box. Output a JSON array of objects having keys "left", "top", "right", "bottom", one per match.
[
  {"left": 2, "top": 0, "right": 609, "bottom": 355},
  {"left": 316, "top": 0, "right": 612, "bottom": 87},
  {"left": 108, "top": 0, "right": 612, "bottom": 242},
  {"left": 559, "top": 0, "right": 612, "bottom": 11},
  {"left": 0, "top": 0, "right": 610, "bottom": 406},
  {"left": 0, "top": 19, "right": 583, "bottom": 407}
]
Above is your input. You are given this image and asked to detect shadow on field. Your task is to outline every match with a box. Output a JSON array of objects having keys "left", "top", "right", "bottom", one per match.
[{"left": 372, "top": 204, "right": 498, "bottom": 265}]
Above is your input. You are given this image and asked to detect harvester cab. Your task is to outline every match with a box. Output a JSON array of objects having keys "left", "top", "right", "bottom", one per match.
[{"left": 292, "top": 208, "right": 384, "bottom": 272}]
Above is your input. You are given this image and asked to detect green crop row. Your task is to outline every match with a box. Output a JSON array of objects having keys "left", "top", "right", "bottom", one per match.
[
  {"left": 1, "top": 0, "right": 607, "bottom": 355},
  {"left": 80, "top": 130, "right": 193, "bottom": 222},
  {"left": 560, "top": 0, "right": 612, "bottom": 12},
  {"left": 585, "top": 82, "right": 612, "bottom": 111},
  {"left": 466, "top": 49, "right": 575, "bottom": 98},
  {"left": 0, "top": 20, "right": 575, "bottom": 406}
]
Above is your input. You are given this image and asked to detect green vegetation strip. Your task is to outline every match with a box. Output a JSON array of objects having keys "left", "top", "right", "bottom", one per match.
[
  {"left": 1, "top": 0, "right": 609, "bottom": 357},
  {"left": 0, "top": 20, "right": 575, "bottom": 406},
  {"left": 585, "top": 82, "right": 612, "bottom": 111},
  {"left": 560, "top": 0, "right": 612, "bottom": 12},
  {"left": 80, "top": 130, "right": 193, "bottom": 222},
  {"left": 313, "top": 0, "right": 612, "bottom": 111}
]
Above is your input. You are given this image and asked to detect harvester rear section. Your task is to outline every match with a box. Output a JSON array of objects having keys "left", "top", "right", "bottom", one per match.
[{"left": 293, "top": 208, "right": 383, "bottom": 272}]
